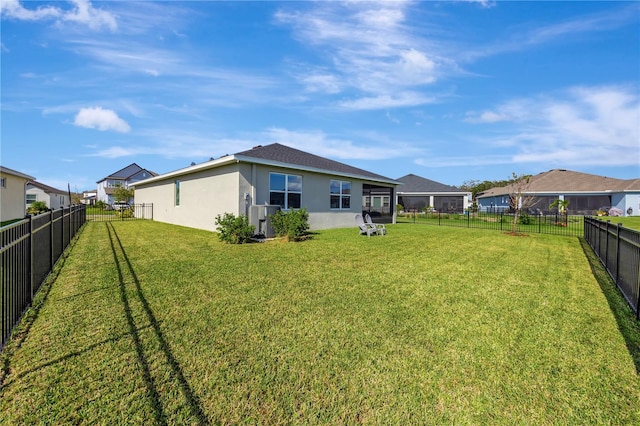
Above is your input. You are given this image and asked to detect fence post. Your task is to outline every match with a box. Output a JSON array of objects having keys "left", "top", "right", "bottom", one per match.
[
  {"left": 50, "top": 209, "right": 54, "bottom": 269},
  {"left": 60, "top": 207, "right": 64, "bottom": 260},
  {"left": 605, "top": 220, "right": 610, "bottom": 271},
  {"left": 615, "top": 223, "right": 621, "bottom": 283},
  {"left": 28, "top": 215, "right": 34, "bottom": 301}
]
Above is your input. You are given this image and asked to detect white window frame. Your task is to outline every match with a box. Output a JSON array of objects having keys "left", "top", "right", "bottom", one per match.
[
  {"left": 330, "top": 180, "right": 351, "bottom": 210},
  {"left": 269, "top": 172, "right": 302, "bottom": 210}
]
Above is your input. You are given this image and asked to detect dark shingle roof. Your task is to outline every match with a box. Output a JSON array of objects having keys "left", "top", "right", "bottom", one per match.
[
  {"left": 106, "top": 163, "right": 143, "bottom": 179},
  {"left": 27, "top": 181, "right": 67, "bottom": 195},
  {"left": 396, "top": 174, "right": 466, "bottom": 193},
  {"left": 478, "top": 169, "right": 640, "bottom": 197},
  {"left": 236, "top": 143, "right": 396, "bottom": 183},
  {"left": 132, "top": 143, "right": 399, "bottom": 187},
  {"left": 98, "top": 163, "right": 158, "bottom": 183}
]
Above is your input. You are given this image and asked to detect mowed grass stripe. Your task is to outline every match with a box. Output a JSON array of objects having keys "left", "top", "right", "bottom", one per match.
[{"left": 1, "top": 220, "right": 638, "bottom": 424}]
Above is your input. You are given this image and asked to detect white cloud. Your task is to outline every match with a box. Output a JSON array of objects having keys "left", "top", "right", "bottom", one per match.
[
  {"left": 463, "top": 85, "right": 640, "bottom": 167},
  {"left": 0, "top": 0, "right": 116, "bottom": 31},
  {"left": 87, "top": 146, "right": 138, "bottom": 159},
  {"left": 338, "top": 92, "right": 437, "bottom": 110},
  {"left": 275, "top": 2, "right": 450, "bottom": 109},
  {"left": 62, "top": 0, "right": 117, "bottom": 31},
  {"left": 263, "top": 127, "right": 422, "bottom": 161},
  {"left": 73, "top": 107, "right": 131, "bottom": 133},
  {"left": 463, "top": 4, "right": 638, "bottom": 62},
  {"left": 0, "top": 0, "right": 60, "bottom": 20},
  {"left": 463, "top": 0, "right": 496, "bottom": 8},
  {"left": 300, "top": 72, "right": 342, "bottom": 94}
]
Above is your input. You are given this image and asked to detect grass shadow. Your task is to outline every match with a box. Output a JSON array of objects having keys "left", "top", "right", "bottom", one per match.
[
  {"left": 0, "top": 223, "right": 86, "bottom": 390},
  {"left": 107, "top": 222, "right": 209, "bottom": 424},
  {"left": 106, "top": 222, "right": 168, "bottom": 425},
  {"left": 579, "top": 237, "right": 640, "bottom": 374},
  {"left": 5, "top": 325, "right": 152, "bottom": 385}
]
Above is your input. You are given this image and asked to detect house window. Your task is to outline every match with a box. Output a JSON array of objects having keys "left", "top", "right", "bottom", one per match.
[
  {"left": 175, "top": 180, "right": 180, "bottom": 206},
  {"left": 269, "top": 173, "right": 301, "bottom": 209},
  {"left": 0, "top": 177, "right": 5, "bottom": 188},
  {"left": 26, "top": 194, "right": 37, "bottom": 204},
  {"left": 330, "top": 180, "right": 351, "bottom": 209}
]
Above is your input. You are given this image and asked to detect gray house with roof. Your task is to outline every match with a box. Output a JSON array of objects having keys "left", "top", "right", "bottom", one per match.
[
  {"left": 131, "top": 143, "right": 399, "bottom": 234},
  {"left": 396, "top": 174, "right": 471, "bottom": 213},
  {"left": 96, "top": 163, "right": 157, "bottom": 205},
  {"left": 476, "top": 169, "right": 640, "bottom": 216}
]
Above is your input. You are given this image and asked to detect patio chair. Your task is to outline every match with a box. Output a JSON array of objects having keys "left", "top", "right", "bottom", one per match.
[
  {"left": 365, "top": 213, "right": 386, "bottom": 236},
  {"left": 355, "top": 214, "right": 376, "bottom": 237}
]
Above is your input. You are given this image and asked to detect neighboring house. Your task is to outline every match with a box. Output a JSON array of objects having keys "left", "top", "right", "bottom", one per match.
[
  {"left": 81, "top": 190, "right": 97, "bottom": 205},
  {"left": 26, "top": 181, "right": 70, "bottom": 210},
  {"left": 396, "top": 174, "right": 471, "bottom": 213},
  {"left": 0, "top": 166, "right": 35, "bottom": 223},
  {"left": 131, "top": 143, "right": 400, "bottom": 234},
  {"left": 476, "top": 169, "right": 640, "bottom": 216},
  {"left": 96, "top": 163, "right": 157, "bottom": 205}
]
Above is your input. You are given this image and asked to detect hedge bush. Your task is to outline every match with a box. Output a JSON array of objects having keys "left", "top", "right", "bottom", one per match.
[
  {"left": 214, "top": 213, "right": 255, "bottom": 244},
  {"left": 270, "top": 208, "right": 309, "bottom": 241}
]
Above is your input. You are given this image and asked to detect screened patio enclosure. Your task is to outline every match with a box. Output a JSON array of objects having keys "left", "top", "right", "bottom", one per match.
[{"left": 362, "top": 184, "right": 394, "bottom": 222}]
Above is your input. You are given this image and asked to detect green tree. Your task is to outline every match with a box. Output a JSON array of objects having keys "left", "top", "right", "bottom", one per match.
[
  {"left": 71, "top": 186, "right": 82, "bottom": 205},
  {"left": 113, "top": 186, "right": 134, "bottom": 204},
  {"left": 549, "top": 199, "right": 570, "bottom": 215},
  {"left": 460, "top": 176, "right": 530, "bottom": 201},
  {"left": 507, "top": 173, "right": 537, "bottom": 235}
]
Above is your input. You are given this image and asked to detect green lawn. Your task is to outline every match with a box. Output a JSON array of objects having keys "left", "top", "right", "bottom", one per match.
[
  {"left": 397, "top": 212, "right": 585, "bottom": 237},
  {"left": 1, "top": 221, "right": 639, "bottom": 424},
  {"left": 592, "top": 216, "right": 640, "bottom": 231}
]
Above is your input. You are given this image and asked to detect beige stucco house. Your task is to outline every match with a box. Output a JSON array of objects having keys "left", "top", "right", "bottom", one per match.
[
  {"left": 26, "top": 181, "right": 70, "bottom": 210},
  {"left": 1, "top": 166, "right": 35, "bottom": 223},
  {"left": 131, "top": 143, "right": 399, "bottom": 234}
]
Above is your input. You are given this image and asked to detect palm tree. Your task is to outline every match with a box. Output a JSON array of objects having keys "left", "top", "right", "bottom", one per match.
[
  {"left": 549, "top": 199, "right": 570, "bottom": 215},
  {"left": 550, "top": 199, "right": 570, "bottom": 226}
]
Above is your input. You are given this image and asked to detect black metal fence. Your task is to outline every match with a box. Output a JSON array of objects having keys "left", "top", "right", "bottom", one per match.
[
  {"left": 86, "top": 203, "right": 153, "bottom": 222},
  {"left": 397, "top": 210, "right": 584, "bottom": 237},
  {"left": 1, "top": 205, "right": 86, "bottom": 350},
  {"left": 584, "top": 217, "right": 640, "bottom": 319}
]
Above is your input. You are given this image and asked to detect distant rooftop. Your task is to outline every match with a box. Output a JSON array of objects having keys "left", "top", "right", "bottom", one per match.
[
  {"left": 97, "top": 163, "right": 158, "bottom": 183},
  {"left": 396, "top": 174, "right": 467, "bottom": 193},
  {"left": 478, "top": 169, "right": 640, "bottom": 197},
  {"left": 28, "top": 180, "right": 67, "bottom": 195}
]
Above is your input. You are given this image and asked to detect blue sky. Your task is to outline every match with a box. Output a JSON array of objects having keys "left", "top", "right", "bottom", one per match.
[{"left": 1, "top": 0, "right": 639, "bottom": 192}]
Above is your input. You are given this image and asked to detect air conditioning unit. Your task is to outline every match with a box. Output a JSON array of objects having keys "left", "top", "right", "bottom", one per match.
[{"left": 250, "top": 205, "right": 280, "bottom": 238}]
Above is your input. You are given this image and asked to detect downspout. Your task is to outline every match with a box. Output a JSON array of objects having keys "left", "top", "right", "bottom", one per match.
[
  {"left": 25, "top": 180, "right": 30, "bottom": 216},
  {"left": 251, "top": 164, "right": 257, "bottom": 206}
]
